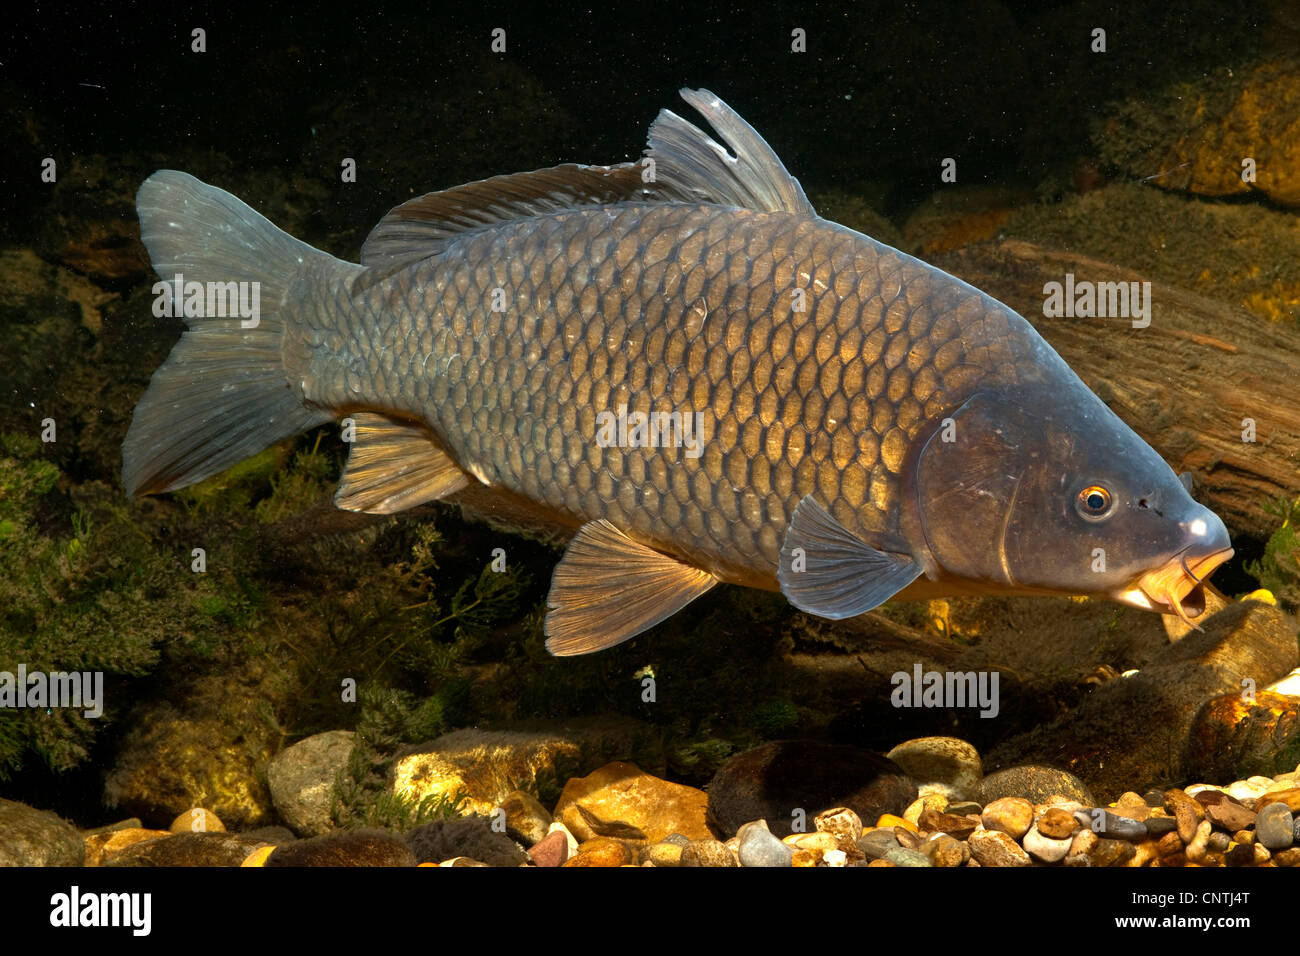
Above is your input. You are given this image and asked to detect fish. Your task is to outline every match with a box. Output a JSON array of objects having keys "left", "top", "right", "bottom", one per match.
[{"left": 123, "top": 88, "right": 1234, "bottom": 656}]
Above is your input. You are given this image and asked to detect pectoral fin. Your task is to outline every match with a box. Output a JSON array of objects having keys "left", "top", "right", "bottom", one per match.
[
  {"left": 335, "top": 412, "right": 470, "bottom": 514},
  {"left": 545, "top": 520, "right": 717, "bottom": 656},
  {"left": 778, "top": 495, "right": 922, "bottom": 619},
  {"left": 1178, "top": 471, "right": 1194, "bottom": 494}
]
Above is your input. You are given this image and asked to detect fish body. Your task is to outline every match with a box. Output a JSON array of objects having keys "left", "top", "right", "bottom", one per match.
[{"left": 124, "top": 89, "right": 1233, "bottom": 655}]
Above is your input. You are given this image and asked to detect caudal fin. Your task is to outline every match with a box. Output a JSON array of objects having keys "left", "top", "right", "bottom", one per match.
[{"left": 123, "top": 171, "right": 336, "bottom": 496}]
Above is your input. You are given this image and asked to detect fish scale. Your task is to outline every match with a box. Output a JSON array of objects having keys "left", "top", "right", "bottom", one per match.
[
  {"left": 124, "top": 88, "right": 1234, "bottom": 655},
  {"left": 304, "top": 202, "right": 1024, "bottom": 589}
]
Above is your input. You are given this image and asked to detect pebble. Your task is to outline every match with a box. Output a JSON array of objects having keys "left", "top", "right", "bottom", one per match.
[
  {"left": 1036, "top": 807, "right": 1077, "bottom": 839},
  {"left": 877, "top": 812, "right": 917, "bottom": 833},
  {"left": 1098, "top": 810, "right": 1148, "bottom": 842},
  {"left": 547, "top": 821, "right": 580, "bottom": 858},
  {"left": 857, "top": 828, "right": 901, "bottom": 861},
  {"left": 981, "top": 797, "right": 1034, "bottom": 840},
  {"left": 738, "top": 821, "right": 793, "bottom": 867},
  {"left": 884, "top": 846, "right": 932, "bottom": 867},
  {"left": 681, "top": 839, "right": 738, "bottom": 867},
  {"left": 645, "top": 842, "right": 683, "bottom": 867},
  {"left": 1225, "top": 843, "right": 1254, "bottom": 867},
  {"left": 1204, "top": 800, "right": 1257, "bottom": 833},
  {"left": 903, "top": 794, "right": 946, "bottom": 826},
  {"left": 1259, "top": 787, "right": 1300, "bottom": 812},
  {"left": 1113, "top": 792, "right": 1152, "bottom": 821},
  {"left": 946, "top": 801, "right": 982, "bottom": 816},
  {"left": 967, "top": 828, "right": 1031, "bottom": 867},
  {"left": 1142, "top": 790, "right": 1166, "bottom": 808},
  {"left": 564, "top": 838, "right": 634, "bottom": 867},
  {"left": 1068, "top": 829, "right": 1098, "bottom": 858},
  {"left": 527, "top": 830, "right": 569, "bottom": 867},
  {"left": 1087, "top": 838, "right": 1137, "bottom": 867},
  {"left": 918, "top": 808, "right": 977, "bottom": 839},
  {"left": 169, "top": 808, "right": 225, "bottom": 833},
  {"left": 1206, "top": 831, "right": 1230, "bottom": 852},
  {"left": 557, "top": 761, "right": 710, "bottom": 843},
  {"left": 1155, "top": 832, "right": 1184, "bottom": 857},
  {"left": 925, "top": 834, "right": 968, "bottom": 867},
  {"left": 1273, "top": 847, "right": 1300, "bottom": 867},
  {"left": 1165, "top": 789, "right": 1206, "bottom": 842},
  {"left": 1226, "top": 778, "right": 1271, "bottom": 802},
  {"left": 1022, "top": 824, "right": 1071, "bottom": 863},
  {"left": 885, "top": 736, "right": 982, "bottom": 801},
  {"left": 1145, "top": 815, "right": 1177, "bottom": 837},
  {"left": 1185, "top": 820, "right": 1213, "bottom": 864},
  {"left": 1255, "top": 802, "right": 1295, "bottom": 850},
  {"left": 814, "top": 806, "right": 863, "bottom": 842}
]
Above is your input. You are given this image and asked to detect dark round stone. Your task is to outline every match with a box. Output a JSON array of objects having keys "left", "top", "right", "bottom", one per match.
[
  {"left": 706, "top": 740, "right": 917, "bottom": 838},
  {"left": 970, "top": 765, "right": 1095, "bottom": 807}
]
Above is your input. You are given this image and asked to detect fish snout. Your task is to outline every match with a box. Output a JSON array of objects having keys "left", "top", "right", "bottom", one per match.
[{"left": 1116, "top": 503, "right": 1234, "bottom": 627}]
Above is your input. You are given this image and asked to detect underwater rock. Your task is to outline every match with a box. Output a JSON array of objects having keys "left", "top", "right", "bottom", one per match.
[
  {"left": 405, "top": 814, "right": 528, "bottom": 868},
  {"left": 496, "top": 789, "right": 552, "bottom": 846},
  {"left": 103, "top": 687, "right": 280, "bottom": 830},
  {"left": 706, "top": 741, "right": 917, "bottom": 839},
  {"left": 0, "top": 799, "right": 84, "bottom": 866},
  {"left": 1094, "top": 57, "right": 1300, "bottom": 210},
  {"left": 979, "top": 797, "right": 1035, "bottom": 840},
  {"left": 886, "top": 736, "right": 983, "bottom": 801},
  {"left": 390, "top": 718, "right": 663, "bottom": 818},
  {"left": 680, "top": 839, "right": 738, "bottom": 868},
  {"left": 553, "top": 761, "right": 712, "bottom": 845},
  {"left": 1253, "top": 802, "right": 1293, "bottom": 850},
  {"left": 35, "top": 155, "right": 151, "bottom": 283},
  {"left": 1185, "top": 691, "right": 1300, "bottom": 783},
  {"left": 971, "top": 767, "right": 1095, "bottom": 809},
  {"left": 264, "top": 828, "right": 416, "bottom": 867},
  {"left": 84, "top": 827, "right": 171, "bottom": 867},
  {"left": 736, "top": 820, "right": 793, "bottom": 867},
  {"left": 900, "top": 184, "right": 1030, "bottom": 256},
  {"left": 967, "top": 828, "right": 1031, "bottom": 867},
  {"left": 526, "top": 829, "right": 569, "bottom": 867},
  {"left": 266, "top": 730, "right": 356, "bottom": 837},
  {"left": 986, "top": 601, "right": 1298, "bottom": 804},
  {"left": 562, "top": 837, "right": 635, "bottom": 867},
  {"left": 105, "top": 831, "right": 269, "bottom": 867}
]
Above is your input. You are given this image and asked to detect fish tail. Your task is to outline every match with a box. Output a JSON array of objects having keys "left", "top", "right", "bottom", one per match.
[{"left": 123, "top": 170, "right": 337, "bottom": 496}]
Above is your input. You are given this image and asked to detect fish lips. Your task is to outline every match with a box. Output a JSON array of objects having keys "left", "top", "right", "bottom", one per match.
[{"left": 1115, "top": 545, "right": 1235, "bottom": 624}]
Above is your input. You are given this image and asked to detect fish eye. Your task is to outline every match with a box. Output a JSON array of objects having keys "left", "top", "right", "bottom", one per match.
[{"left": 1075, "top": 484, "right": 1114, "bottom": 520}]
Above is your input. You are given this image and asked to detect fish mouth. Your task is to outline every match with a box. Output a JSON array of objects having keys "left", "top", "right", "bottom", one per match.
[{"left": 1116, "top": 546, "right": 1235, "bottom": 629}]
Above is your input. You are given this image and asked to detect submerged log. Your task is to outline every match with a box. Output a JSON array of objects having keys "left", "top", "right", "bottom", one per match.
[{"left": 934, "top": 239, "right": 1300, "bottom": 540}]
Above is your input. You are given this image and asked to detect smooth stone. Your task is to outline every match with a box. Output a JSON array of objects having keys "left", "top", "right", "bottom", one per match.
[
  {"left": 547, "top": 821, "right": 580, "bottom": 857},
  {"left": 1226, "top": 779, "right": 1269, "bottom": 802},
  {"left": 1145, "top": 815, "right": 1177, "bottom": 837},
  {"left": 564, "top": 837, "right": 634, "bottom": 867},
  {"left": 946, "top": 801, "right": 982, "bottom": 816},
  {"left": 1068, "top": 829, "right": 1098, "bottom": 858},
  {"left": 1205, "top": 801, "right": 1257, "bottom": 833},
  {"left": 645, "top": 842, "right": 683, "bottom": 867},
  {"left": 884, "top": 846, "right": 932, "bottom": 867},
  {"left": 527, "top": 830, "right": 569, "bottom": 867},
  {"left": 885, "top": 737, "right": 982, "bottom": 801},
  {"left": 406, "top": 815, "right": 528, "bottom": 867},
  {"left": 1273, "top": 847, "right": 1300, "bottom": 866},
  {"left": 970, "top": 765, "right": 1094, "bottom": 808},
  {"left": 497, "top": 790, "right": 553, "bottom": 846},
  {"left": 1087, "top": 838, "right": 1137, "bottom": 867},
  {"left": 1156, "top": 831, "right": 1185, "bottom": 857},
  {"left": 1186, "top": 820, "right": 1213, "bottom": 864},
  {"left": 681, "top": 839, "right": 738, "bottom": 867},
  {"left": 265, "top": 730, "right": 355, "bottom": 837},
  {"left": 108, "top": 832, "right": 273, "bottom": 867},
  {"left": 708, "top": 741, "right": 916, "bottom": 838},
  {"left": 1037, "top": 807, "right": 1077, "bottom": 839},
  {"left": 1255, "top": 802, "right": 1295, "bottom": 850},
  {"left": 84, "top": 827, "right": 172, "bottom": 867},
  {"left": 738, "top": 821, "right": 793, "bottom": 867},
  {"left": 824, "top": 849, "right": 848, "bottom": 866},
  {"left": 1022, "top": 824, "right": 1071, "bottom": 863},
  {"left": 1100, "top": 810, "right": 1148, "bottom": 842},
  {"left": 856, "top": 828, "right": 901, "bottom": 861},
  {"left": 981, "top": 797, "right": 1034, "bottom": 840},
  {"left": 1142, "top": 790, "right": 1167, "bottom": 808},
  {"left": 918, "top": 808, "right": 977, "bottom": 839},
  {"left": 0, "top": 799, "right": 84, "bottom": 866},
  {"left": 168, "top": 808, "right": 225, "bottom": 834},
  {"left": 556, "top": 761, "right": 711, "bottom": 843},
  {"left": 968, "top": 828, "right": 1031, "bottom": 867},
  {"left": 1165, "top": 789, "right": 1206, "bottom": 842},
  {"left": 1207, "top": 831, "right": 1231, "bottom": 852}
]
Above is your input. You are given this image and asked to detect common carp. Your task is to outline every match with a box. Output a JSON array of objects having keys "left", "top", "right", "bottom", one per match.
[{"left": 123, "top": 88, "right": 1233, "bottom": 655}]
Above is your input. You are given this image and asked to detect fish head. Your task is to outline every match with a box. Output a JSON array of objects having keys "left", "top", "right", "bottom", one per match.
[{"left": 904, "top": 386, "right": 1233, "bottom": 623}]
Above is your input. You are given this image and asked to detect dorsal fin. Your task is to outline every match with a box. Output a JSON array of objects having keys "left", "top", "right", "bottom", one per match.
[
  {"left": 358, "top": 89, "right": 815, "bottom": 279},
  {"left": 646, "top": 88, "right": 817, "bottom": 218},
  {"left": 360, "top": 162, "right": 651, "bottom": 271}
]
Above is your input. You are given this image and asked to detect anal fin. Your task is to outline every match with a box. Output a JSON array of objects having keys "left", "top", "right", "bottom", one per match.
[
  {"left": 335, "top": 412, "right": 470, "bottom": 514},
  {"left": 545, "top": 520, "right": 717, "bottom": 656},
  {"left": 778, "top": 495, "right": 922, "bottom": 619}
]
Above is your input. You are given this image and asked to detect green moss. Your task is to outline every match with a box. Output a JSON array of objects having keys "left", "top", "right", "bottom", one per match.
[{"left": 1244, "top": 497, "right": 1300, "bottom": 611}]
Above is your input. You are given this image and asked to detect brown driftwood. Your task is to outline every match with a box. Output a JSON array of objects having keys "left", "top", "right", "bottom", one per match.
[{"left": 934, "top": 239, "right": 1300, "bottom": 540}]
